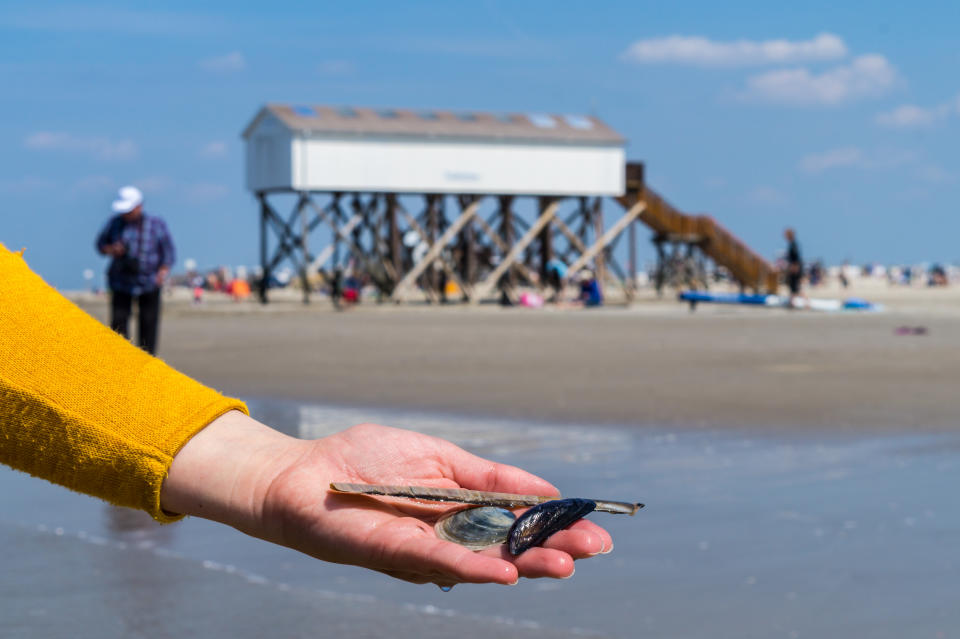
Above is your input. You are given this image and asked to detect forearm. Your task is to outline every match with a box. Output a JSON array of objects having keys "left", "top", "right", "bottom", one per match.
[
  {"left": 160, "top": 411, "right": 306, "bottom": 537},
  {"left": 0, "top": 243, "right": 247, "bottom": 520}
]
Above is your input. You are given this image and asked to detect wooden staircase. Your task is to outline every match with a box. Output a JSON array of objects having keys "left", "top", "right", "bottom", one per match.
[{"left": 616, "top": 163, "right": 779, "bottom": 294}]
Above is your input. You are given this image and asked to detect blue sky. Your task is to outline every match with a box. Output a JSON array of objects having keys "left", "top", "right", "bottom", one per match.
[{"left": 2, "top": 1, "right": 959, "bottom": 288}]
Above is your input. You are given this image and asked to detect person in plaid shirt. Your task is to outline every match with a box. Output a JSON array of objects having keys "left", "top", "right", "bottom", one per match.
[{"left": 95, "top": 186, "right": 175, "bottom": 355}]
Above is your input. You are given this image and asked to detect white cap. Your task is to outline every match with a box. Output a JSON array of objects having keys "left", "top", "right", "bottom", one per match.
[{"left": 112, "top": 185, "right": 143, "bottom": 213}]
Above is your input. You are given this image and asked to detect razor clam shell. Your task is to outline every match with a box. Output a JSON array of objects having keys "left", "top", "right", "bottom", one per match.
[
  {"left": 508, "top": 498, "right": 597, "bottom": 556},
  {"left": 329, "top": 482, "right": 642, "bottom": 515},
  {"left": 435, "top": 506, "right": 517, "bottom": 551}
]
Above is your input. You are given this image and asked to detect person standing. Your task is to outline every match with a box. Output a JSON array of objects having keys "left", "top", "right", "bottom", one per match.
[
  {"left": 784, "top": 228, "right": 803, "bottom": 307},
  {"left": 95, "top": 186, "right": 175, "bottom": 355}
]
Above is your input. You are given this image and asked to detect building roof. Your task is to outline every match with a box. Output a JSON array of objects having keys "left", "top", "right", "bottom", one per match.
[{"left": 243, "top": 103, "right": 625, "bottom": 145}]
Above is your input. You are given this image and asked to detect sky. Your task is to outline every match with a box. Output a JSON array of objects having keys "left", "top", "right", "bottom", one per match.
[{"left": 2, "top": 1, "right": 959, "bottom": 289}]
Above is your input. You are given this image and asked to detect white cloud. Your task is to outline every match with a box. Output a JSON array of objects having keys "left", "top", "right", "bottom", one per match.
[
  {"left": 916, "top": 165, "right": 954, "bottom": 184},
  {"left": 799, "top": 147, "right": 864, "bottom": 173},
  {"left": 742, "top": 54, "right": 897, "bottom": 105},
  {"left": 876, "top": 104, "right": 943, "bottom": 128},
  {"left": 622, "top": 33, "right": 847, "bottom": 67},
  {"left": 24, "top": 132, "right": 138, "bottom": 160},
  {"left": 799, "top": 146, "right": 917, "bottom": 173},
  {"left": 875, "top": 96, "right": 960, "bottom": 128},
  {"left": 199, "top": 51, "right": 246, "bottom": 72},
  {"left": 199, "top": 141, "right": 228, "bottom": 158}
]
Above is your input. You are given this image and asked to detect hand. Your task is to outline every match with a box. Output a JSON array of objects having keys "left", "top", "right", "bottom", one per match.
[
  {"left": 102, "top": 242, "right": 125, "bottom": 257},
  {"left": 156, "top": 267, "right": 170, "bottom": 286},
  {"left": 161, "top": 412, "right": 613, "bottom": 587}
]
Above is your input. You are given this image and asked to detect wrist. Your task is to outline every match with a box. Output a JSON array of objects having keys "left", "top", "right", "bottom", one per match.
[{"left": 160, "top": 410, "right": 306, "bottom": 536}]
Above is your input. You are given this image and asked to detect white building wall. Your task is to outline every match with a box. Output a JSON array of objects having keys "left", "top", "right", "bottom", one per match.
[
  {"left": 289, "top": 136, "right": 624, "bottom": 196},
  {"left": 245, "top": 116, "right": 294, "bottom": 191}
]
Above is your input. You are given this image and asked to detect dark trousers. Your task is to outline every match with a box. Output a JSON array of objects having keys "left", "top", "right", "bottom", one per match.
[{"left": 110, "top": 289, "right": 161, "bottom": 355}]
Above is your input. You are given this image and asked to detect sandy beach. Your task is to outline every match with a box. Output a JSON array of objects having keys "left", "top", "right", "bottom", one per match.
[
  {"left": 3, "top": 280, "right": 953, "bottom": 639},
  {"left": 75, "top": 280, "right": 960, "bottom": 433}
]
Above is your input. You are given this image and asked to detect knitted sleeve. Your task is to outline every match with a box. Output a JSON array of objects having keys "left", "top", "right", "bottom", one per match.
[{"left": 0, "top": 243, "right": 248, "bottom": 522}]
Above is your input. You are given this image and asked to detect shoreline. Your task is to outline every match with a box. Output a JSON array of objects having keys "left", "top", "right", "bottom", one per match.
[{"left": 73, "top": 284, "right": 960, "bottom": 435}]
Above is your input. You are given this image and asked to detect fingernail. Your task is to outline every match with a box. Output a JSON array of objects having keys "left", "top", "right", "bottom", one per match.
[
  {"left": 561, "top": 567, "right": 576, "bottom": 580},
  {"left": 600, "top": 542, "right": 614, "bottom": 555}
]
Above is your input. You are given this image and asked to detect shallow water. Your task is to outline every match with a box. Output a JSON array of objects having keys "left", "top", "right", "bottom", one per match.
[{"left": 3, "top": 399, "right": 959, "bottom": 638}]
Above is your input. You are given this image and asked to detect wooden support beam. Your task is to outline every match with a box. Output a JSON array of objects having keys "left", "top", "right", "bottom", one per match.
[
  {"left": 498, "top": 195, "right": 517, "bottom": 292},
  {"left": 470, "top": 200, "right": 560, "bottom": 303},
  {"left": 387, "top": 193, "right": 401, "bottom": 284},
  {"left": 307, "top": 211, "right": 362, "bottom": 272},
  {"left": 566, "top": 201, "right": 647, "bottom": 277},
  {"left": 471, "top": 212, "right": 538, "bottom": 284},
  {"left": 258, "top": 193, "right": 269, "bottom": 304},
  {"left": 627, "top": 219, "right": 637, "bottom": 301},
  {"left": 591, "top": 197, "right": 606, "bottom": 286},
  {"left": 395, "top": 205, "right": 465, "bottom": 300},
  {"left": 299, "top": 196, "right": 310, "bottom": 304},
  {"left": 392, "top": 199, "right": 483, "bottom": 302},
  {"left": 538, "top": 196, "right": 556, "bottom": 284},
  {"left": 553, "top": 214, "right": 587, "bottom": 254}
]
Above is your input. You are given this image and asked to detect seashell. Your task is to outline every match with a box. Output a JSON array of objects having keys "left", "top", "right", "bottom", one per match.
[
  {"left": 329, "top": 482, "right": 642, "bottom": 515},
  {"left": 508, "top": 498, "right": 596, "bottom": 556},
  {"left": 435, "top": 506, "right": 517, "bottom": 550}
]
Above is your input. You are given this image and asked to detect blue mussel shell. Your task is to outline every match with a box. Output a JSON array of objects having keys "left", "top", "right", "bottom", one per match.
[{"left": 508, "top": 498, "right": 597, "bottom": 556}]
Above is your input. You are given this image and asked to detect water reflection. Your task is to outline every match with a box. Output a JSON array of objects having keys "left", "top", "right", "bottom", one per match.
[{"left": 103, "top": 505, "right": 175, "bottom": 544}]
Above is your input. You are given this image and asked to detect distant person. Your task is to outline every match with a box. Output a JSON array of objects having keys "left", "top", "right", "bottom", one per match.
[
  {"left": 578, "top": 269, "right": 603, "bottom": 307},
  {"left": 929, "top": 264, "right": 948, "bottom": 287},
  {"left": 838, "top": 260, "right": 851, "bottom": 289},
  {"left": 783, "top": 228, "right": 803, "bottom": 307},
  {"left": 331, "top": 265, "right": 344, "bottom": 309},
  {"left": 809, "top": 260, "right": 824, "bottom": 287},
  {"left": 95, "top": 186, "right": 175, "bottom": 355},
  {"left": 545, "top": 258, "right": 568, "bottom": 302}
]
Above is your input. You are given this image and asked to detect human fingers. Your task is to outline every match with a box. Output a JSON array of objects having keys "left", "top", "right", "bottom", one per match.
[
  {"left": 539, "top": 528, "right": 606, "bottom": 558},
  {"left": 439, "top": 447, "right": 559, "bottom": 497},
  {"left": 371, "top": 522, "right": 519, "bottom": 585},
  {"left": 552, "top": 519, "right": 614, "bottom": 555},
  {"left": 480, "top": 544, "right": 575, "bottom": 579}
]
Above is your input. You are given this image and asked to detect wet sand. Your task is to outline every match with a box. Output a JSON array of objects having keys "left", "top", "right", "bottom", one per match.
[
  {"left": 7, "top": 284, "right": 959, "bottom": 638},
  {"left": 76, "top": 284, "right": 960, "bottom": 433},
  {"left": 5, "top": 400, "right": 960, "bottom": 639}
]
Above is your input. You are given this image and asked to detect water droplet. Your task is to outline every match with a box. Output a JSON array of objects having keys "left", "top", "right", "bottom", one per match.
[{"left": 438, "top": 584, "right": 454, "bottom": 592}]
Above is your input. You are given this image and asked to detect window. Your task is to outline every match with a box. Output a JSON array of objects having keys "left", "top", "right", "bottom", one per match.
[
  {"left": 417, "top": 111, "right": 439, "bottom": 120},
  {"left": 528, "top": 113, "right": 556, "bottom": 128},
  {"left": 291, "top": 105, "right": 316, "bottom": 117},
  {"left": 456, "top": 112, "right": 477, "bottom": 122},
  {"left": 495, "top": 113, "right": 515, "bottom": 124},
  {"left": 564, "top": 115, "right": 594, "bottom": 130},
  {"left": 377, "top": 109, "right": 399, "bottom": 119},
  {"left": 337, "top": 107, "right": 358, "bottom": 118}
]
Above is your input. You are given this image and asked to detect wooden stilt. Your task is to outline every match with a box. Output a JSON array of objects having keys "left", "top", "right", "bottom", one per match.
[
  {"left": 471, "top": 200, "right": 560, "bottom": 303},
  {"left": 391, "top": 199, "right": 482, "bottom": 302}
]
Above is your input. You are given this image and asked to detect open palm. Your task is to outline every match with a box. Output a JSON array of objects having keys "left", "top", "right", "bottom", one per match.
[{"left": 261, "top": 423, "right": 614, "bottom": 586}]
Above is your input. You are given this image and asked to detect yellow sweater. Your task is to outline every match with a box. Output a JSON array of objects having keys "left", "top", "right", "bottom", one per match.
[{"left": 0, "top": 243, "right": 247, "bottom": 522}]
